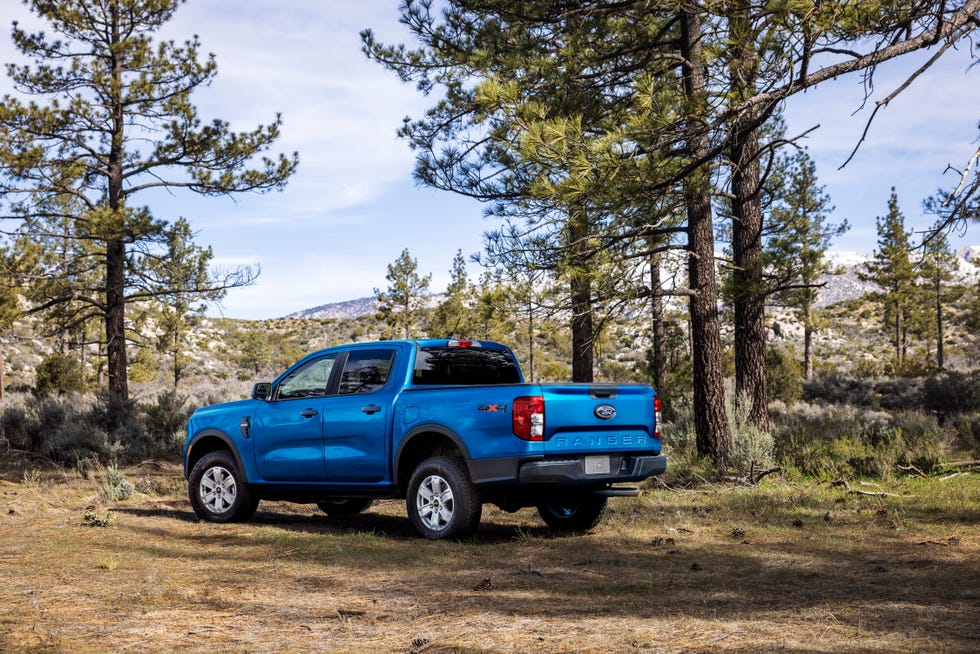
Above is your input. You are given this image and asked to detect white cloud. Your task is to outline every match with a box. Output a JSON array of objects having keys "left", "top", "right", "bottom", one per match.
[{"left": 3, "top": 4, "right": 978, "bottom": 319}]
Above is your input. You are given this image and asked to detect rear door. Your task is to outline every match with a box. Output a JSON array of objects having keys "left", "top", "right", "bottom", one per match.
[{"left": 321, "top": 348, "right": 397, "bottom": 482}]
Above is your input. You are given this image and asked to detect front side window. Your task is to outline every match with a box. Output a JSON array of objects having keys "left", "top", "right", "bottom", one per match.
[
  {"left": 277, "top": 355, "right": 337, "bottom": 399},
  {"left": 339, "top": 349, "right": 395, "bottom": 395}
]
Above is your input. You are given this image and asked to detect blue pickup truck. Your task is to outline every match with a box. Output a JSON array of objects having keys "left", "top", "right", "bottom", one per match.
[{"left": 183, "top": 338, "right": 665, "bottom": 539}]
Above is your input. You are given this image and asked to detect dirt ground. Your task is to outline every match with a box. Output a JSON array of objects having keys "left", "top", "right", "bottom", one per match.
[{"left": 0, "top": 460, "right": 977, "bottom": 653}]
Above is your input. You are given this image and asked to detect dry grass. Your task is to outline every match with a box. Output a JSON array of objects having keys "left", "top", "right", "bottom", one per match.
[{"left": 0, "top": 460, "right": 977, "bottom": 653}]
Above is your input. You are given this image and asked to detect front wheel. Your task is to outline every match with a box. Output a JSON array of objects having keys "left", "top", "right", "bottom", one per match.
[
  {"left": 537, "top": 495, "right": 607, "bottom": 533},
  {"left": 188, "top": 451, "right": 259, "bottom": 523},
  {"left": 406, "top": 456, "right": 482, "bottom": 540}
]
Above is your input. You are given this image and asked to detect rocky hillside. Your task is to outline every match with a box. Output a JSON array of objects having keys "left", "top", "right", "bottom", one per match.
[
  {"left": 281, "top": 248, "right": 980, "bottom": 320},
  {"left": 3, "top": 249, "right": 977, "bottom": 402},
  {"left": 816, "top": 247, "right": 980, "bottom": 306}
]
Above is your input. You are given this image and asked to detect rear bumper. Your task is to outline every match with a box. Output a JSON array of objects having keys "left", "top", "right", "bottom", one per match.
[
  {"left": 469, "top": 454, "right": 666, "bottom": 486},
  {"left": 519, "top": 454, "right": 667, "bottom": 484}
]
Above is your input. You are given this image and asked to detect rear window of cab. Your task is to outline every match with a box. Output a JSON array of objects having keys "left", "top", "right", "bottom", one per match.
[{"left": 412, "top": 347, "right": 521, "bottom": 386}]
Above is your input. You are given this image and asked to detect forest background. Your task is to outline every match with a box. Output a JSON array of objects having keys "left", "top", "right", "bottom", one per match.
[{"left": 0, "top": 1, "right": 979, "bottom": 480}]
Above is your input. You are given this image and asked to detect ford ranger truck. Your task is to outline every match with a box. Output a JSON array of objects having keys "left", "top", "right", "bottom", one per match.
[{"left": 183, "top": 339, "right": 665, "bottom": 539}]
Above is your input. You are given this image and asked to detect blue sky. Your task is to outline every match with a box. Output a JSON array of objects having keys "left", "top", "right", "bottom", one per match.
[{"left": 1, "top": 2, "right": 978, "bottom": 319}]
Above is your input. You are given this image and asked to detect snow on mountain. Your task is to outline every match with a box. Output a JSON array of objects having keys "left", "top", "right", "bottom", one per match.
[
  {"left": 284, "top": 246, "right": 979, "bottom": 319},
  {"left": 816, "top": 246, "right": 980, "bottom": 306},
  {"left": 287, "top": 297, "right": 378, "bottom": 320}
]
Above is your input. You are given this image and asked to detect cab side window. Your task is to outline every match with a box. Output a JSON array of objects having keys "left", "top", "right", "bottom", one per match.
[
  {"left": 277, "top": 355, "right": 337, "bottom": 399},
  {"left": 339, "top": 349, "right": 395, "bottom": 395}
]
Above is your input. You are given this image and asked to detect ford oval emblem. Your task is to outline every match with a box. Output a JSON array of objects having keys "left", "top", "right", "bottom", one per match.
[{"left": 594, "top": 404, "right": 616, "bottom": 420}]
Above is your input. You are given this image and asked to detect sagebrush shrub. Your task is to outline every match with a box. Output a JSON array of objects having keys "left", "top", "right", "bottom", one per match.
[
  {"left": 727, "top": 391, "right": 774, "bottom": 476},
  {"left": 771, "top": 403, "right": 945, "bottom": 479},
  {"left": 99, "top": 465, "right": 135, "bottom": 502},
  {"left": 949, "top": 413, "right": 980, "bottom": 458},
  {"left": 922, "top": 371, "right": 980, "bottom": 417},
  {"left": 139, "top": 390, "right": 193, "bottom": 459},
  {"left": 0, "top": 397, "right": 38, "bottom": 450}
]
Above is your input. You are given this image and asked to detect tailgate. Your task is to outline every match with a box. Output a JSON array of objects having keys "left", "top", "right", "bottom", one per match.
[{"left": 541, "top": 384, "right": 659, "bottom": 456}]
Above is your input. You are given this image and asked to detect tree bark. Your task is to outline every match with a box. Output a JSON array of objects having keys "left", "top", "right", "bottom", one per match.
[
  {"left": 803, "top": 303, "right": 814, "bottom": 380},
  {"left": 935, "top": 279, "right": 944, "bottom": 369},
  {"left": 105, "top": 2, "right": 129, "bottom": 401},
  {"left": 649, "top": 248, "right": 667, "bottom": 391},
  {"left": 728, "top": 0, "right": 769, "bottom": 431},
  {"left": 105, "top": 238, "right": 128, "bottom": 400},
  {"left": 569, "top": 204, "right": 594, "bottom": 382},
  {"left": 681, "top": 9, "right": 731, "bottom": 467}
]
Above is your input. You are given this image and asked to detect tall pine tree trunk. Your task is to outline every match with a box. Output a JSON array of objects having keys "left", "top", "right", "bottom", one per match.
[
  {"left": 105, "top": 238, "right": 129, "bottom": 400},
  {"left": 728, "top": 1, "right": 769, "bottom": 431},
  {"left": 569, "top": 204, "right": 594, "bottom": 382},
  {"left": 730, "top": 121, "right": 768, "bottom": 431},
  {"left": 681, "top": 9, "right": 731, "bottom": 467},
  {"left": 649, "top": 248, "right": 667, "bottom": 391},
  {"left": 106, "top": 2, "right": 129, "bottom": 401},
  {"left": 803, "top": 302, "right": 814, "bottom": 380},
  {"left": 935, "top": 280, "right": 944, "bottom": 369}
]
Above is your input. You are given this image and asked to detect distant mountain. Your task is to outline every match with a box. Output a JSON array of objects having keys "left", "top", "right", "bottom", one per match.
[
  {"left": 817, "top": 246, "right": 980, "bottom": 306},
  {"left": 286, "top": 293, "right": 447, "bottom": 320},
  {"left": 287, "top": 296, "right": 377, "bottom": 320},
  {"left": 285, "top": 247, "right": 980, "bottom": 318}
]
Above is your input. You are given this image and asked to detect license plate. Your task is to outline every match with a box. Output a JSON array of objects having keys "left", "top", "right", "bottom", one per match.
[{"left": 584, "top": 455, "right": 610, "bottom": 475}]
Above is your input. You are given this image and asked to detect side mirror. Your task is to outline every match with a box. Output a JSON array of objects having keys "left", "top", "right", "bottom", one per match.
[{"left": 252, "top": 382, "right": 272, "bottom": 401}]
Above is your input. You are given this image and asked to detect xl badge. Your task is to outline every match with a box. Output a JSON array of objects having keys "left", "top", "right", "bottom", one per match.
[{"left": 594, "top": 404, "right": 616, "bottom": 420}]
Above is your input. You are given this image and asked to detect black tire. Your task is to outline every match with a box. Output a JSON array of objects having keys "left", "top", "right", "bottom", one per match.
[
  {"left": 316, "top": 498, "right": 375, "bottom": 516},
  {"left": 537, "top": 495, "right": 607, "bottom": 533},
  {"left": 406, "top": 456, "right": 482, "bottom": 540},
  {"left": 188, "top": 450, "right": 259, "bottom": 523}
]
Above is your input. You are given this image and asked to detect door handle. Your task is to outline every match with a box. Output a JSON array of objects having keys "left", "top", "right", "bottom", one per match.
[
  {"left": 361, "top": 404, "right": 382, "bottom": 415},
  {"left": 300, "top": 408, "right": 318, "bottom": 418}
]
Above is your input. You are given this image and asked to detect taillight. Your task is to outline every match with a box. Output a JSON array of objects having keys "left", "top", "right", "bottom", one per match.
[
  {"left": 513, "top": 396, "right": 545, "bottom": 441},
  {"left": 654, "top": 395, "right": 663, "bottom": 440}
]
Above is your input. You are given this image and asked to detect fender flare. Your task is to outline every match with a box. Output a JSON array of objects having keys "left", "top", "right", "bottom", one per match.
[
  {"left": 393, "top": 424, "right": 473, "bottom": 487},
  {"left": 185, "top": 429, "right": 249, "bottom": 481}
]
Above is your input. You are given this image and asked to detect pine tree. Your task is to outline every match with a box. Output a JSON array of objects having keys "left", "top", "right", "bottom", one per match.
[
  {"left": 917, "top": 223, "right": 958, "bottom": 369},
  {"left": 375, "top": 249, "right": 432, "bottom": 340},
  {"left": 0, "top": 249, "right": 22, "bottom": 399},
  {"left": 0, "top": 0, "right": 297, "bottom": 403},
  {"left": 860, "top": 190, "right": 917, "bottom": 368},
  {"left": 472, "top": 271, "right": 515, "bottom": 344},
  {"left": 429, "top": 250, "right": 475, "bottom": 339},
  {"left": 765, "top": 149, "right": 847, "bottom": 379},
  {"left": 365, "top": 1, "right": 980, "bottom": 466},
  {"left": 147, "top": 219, "right": 215, "bottom": 389}
]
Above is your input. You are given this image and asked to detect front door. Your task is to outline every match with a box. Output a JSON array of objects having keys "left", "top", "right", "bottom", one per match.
[{"left": 252, "top": 354, "right": 337, "bottom": 481}]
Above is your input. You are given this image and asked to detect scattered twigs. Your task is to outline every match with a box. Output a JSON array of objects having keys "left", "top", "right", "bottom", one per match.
[
  {"left": 897, "top": 460, "right": 980, "bottom": 481},
  {"left": 940, "top": 460, "right": 980, "bottom": 469},
  {"left": 722, "top": 464, "right": 783, "bottom": 486},
  {"left": 752, "top": 466, "right": 783, "bottom": 484},
  {"left": 897, "top": 464, "right": 927, "bottom": 478},
  {"left": 830, "top": 478, "right": 900, "bottom": 498}
]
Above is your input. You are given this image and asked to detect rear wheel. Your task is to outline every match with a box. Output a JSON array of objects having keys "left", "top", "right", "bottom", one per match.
[
  {"left": 317, "top": 498, "right": 374, "bottom": 516},
  {"left": 188, "top": 451, "right": 259, "bottom": 523},
  {"left": 406, "top": 456, "right": 482, "bottom": 540},
  {"left": 537, "top": 495, "right": 607, "bottom": 533}
]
